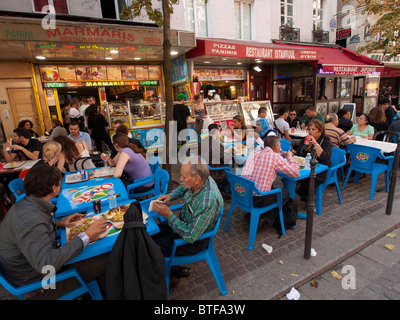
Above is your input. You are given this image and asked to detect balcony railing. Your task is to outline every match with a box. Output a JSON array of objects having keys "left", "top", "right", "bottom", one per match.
[
  {"left": 312, "top": 30, "right": 329, "bottom": 43},
  {"left": 279, "top": 26, "right": 300, "bottom": 41}
]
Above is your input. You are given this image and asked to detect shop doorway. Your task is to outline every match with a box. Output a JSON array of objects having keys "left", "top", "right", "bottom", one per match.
[{"left": 7, "top": 88, "right": 39, "bottom": 129}]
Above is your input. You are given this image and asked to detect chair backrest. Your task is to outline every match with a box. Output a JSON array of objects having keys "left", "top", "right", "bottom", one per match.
[
  {"left": 153, "top": 168, "right": 169, "bottom": 196},
  {"left": 347, "top": 144, "right": 381, "bottom": 172},
  {"left": 225, "top": 171, "right": 255, "bottom": 211},
  {"left": 148, "top": 156, "right": 161, "bottom": 174},
  {"left": 280, "top": 138, "right": 292, "bottom": 152},
  {"left": 18, "top": 169, "right": 29, "bottom": 179},
  {"left": 374, "top": 130, "right": 399, "bottom": 143},
  {"left": 330, "top": 147, "right": 347, "bottom": 168},
  {"left": 9, "top": 178, "right": 24, "bottom": 199},
  {"left": 74, "top": 157, "right": 95, "bottom": 171},
  {"left": 199, "top": 205, "right": 224, "bottom": 240}
]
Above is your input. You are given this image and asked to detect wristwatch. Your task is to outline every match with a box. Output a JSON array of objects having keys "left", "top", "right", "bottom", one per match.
[{"left": 77, "top": 232, "right": 90, "bottom": 248}]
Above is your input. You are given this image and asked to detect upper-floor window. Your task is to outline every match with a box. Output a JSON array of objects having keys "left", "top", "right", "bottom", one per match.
[
  {"left": 313, "top": 0, "right": 323, "bottom": 30},
  {"left": 33, "top": 0, "right": 68, "bottom": 14},
  {"left": 235, "top": 0, "right": 252, "bottom": 40},
  {"left": 280, "top": 0, "right": 294, "bottom": 27},
  {"left": 184, "top": 0, "right": 208, "bottom": 37}
]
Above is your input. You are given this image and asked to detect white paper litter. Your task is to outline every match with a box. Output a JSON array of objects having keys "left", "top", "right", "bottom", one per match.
[
  {"left": 286, "top": 287, "right": 300, "bottom": 300},
  {"left": 262, "top": 243, "right": 273, "bottom": 253},
  {"left": 311, "top": 248, "right": 317, "bottom": 256}
]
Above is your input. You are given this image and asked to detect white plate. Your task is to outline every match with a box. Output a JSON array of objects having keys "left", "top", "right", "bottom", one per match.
[{"left": 65, "top": 172, "right": 89, "bottom": 184}]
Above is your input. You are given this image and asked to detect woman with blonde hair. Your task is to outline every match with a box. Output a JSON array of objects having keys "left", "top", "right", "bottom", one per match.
[
  {"left": 100, "top": 132, "right": 153, "bottom": 190},
  {"left": 31, "top": 140, "right": 62, "bottom": 170}
]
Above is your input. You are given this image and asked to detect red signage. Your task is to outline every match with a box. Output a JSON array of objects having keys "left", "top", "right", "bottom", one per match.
[
  {"left": 337, "top": 28, "right": 352, "bottom": 40},
  {"left": 204, "top": 40, "right": 320, "bottom": 61},
  {"left": 322, "top": 65, "right": 382, "bottom": 74}
]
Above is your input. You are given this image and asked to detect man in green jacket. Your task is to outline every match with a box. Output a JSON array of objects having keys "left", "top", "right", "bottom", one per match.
[
  {"left": 301, "top": 105, "right": 325, "bottom": 130},
  {"left": 152, "top": 156, "right": 223, "bottom": 281}
]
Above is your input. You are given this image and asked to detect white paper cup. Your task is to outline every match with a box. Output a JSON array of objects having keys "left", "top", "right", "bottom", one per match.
[{"left": 262, "top": 243, "right": 273, "bottom": 253}]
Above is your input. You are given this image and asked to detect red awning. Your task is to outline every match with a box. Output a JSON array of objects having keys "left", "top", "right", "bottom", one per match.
[
  {"left": 186, "top": 38, "right": 321, "bottom": 62},
  {"left": 274, "top": 42, "right": 384, "bottom": 74},
  {"left": 381, "top": 66, "right": 400, "bottom": 78}
]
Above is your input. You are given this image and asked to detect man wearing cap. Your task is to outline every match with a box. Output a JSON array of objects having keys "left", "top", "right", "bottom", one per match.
[{"left": 173, "top": 93, "right": 191, "bottom": 147}]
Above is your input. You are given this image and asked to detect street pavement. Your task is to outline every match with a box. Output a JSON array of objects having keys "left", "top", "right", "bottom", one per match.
[{"left": 0, "top": 163, "right": 399, "bottom": 301}]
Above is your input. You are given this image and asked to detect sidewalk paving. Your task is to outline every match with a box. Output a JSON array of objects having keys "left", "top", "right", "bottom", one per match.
[{"left": 0, "top": 163, "right": 399, "bottom": 300}]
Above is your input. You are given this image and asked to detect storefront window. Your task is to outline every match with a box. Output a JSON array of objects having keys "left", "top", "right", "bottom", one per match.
[
  {"left": 336, "top": 77, "right": 352, "bottom": 98},
  {"left": 365, "top": 76, "right": 380, "bottom": 97},
  {"left": 34, "top": 0, "right": 68, "bottom": 14},
  {"left": 317, "top": 77, "right": 335, "bottom": 99},
  {"left": 292, "top": 78, "right": 314, "bottom": 102},
  {"left": 273, "top": 80, "right": 291, "bottom": 103}
]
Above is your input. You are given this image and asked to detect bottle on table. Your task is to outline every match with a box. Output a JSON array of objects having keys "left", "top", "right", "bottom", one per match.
[
  {"left": 108, "top": 187, "right": 117, "bottom": 209},
  {"left": 305, "top": 153, "right": 311, "bottom": 170}
]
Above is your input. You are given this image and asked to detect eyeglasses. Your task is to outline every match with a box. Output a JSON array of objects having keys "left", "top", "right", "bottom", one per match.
[{"left": 290, "top": 113, "right": 296, "bottom": 116}]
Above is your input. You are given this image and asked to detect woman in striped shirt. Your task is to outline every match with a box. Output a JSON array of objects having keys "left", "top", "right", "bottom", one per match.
[{"left": 191, "top": 94, "right": 209, "bottom": 138}]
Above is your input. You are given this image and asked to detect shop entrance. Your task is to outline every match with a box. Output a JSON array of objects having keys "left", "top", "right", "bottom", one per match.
[{"left": 7, "top": 87, "right": 39, "bottom": 129}]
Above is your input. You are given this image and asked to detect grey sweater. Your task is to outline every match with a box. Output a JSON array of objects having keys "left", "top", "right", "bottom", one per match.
[{"left": 0, "top": 195, "right": 83, "bottom": 287}]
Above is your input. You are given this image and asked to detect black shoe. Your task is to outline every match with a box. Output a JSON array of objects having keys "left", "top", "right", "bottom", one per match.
[{"left": 171, "top": 266, "right": 191, "bottom": 278}]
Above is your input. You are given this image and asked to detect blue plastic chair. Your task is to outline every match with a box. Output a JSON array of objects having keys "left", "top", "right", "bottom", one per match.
[
  {"left": 148, "top": 156, "right": 162, "bottom": 174},
  {"left": 126, "top": 168, "right": 169, "bottom": 200},
  {"left": 164, "top": 204, "right": 227, "bottom": 297},
  {"left": 280, "top": 138, "right": 292, "bottom": 152},
  {"left": 8, "top": 178, "right": 24, "bottom": 201},
  {"left": 9, "top": 178, "right": 58, "bottom": 204},
  {"left": 317, "top": 147, "right": 346, "bottom": 214},
  {"left": 342, "top": 144, "right": 394, "bottom": 200},
  {"left": 223, "top": 170, "right": 285, "bottom": 250},
  {"left": 0, "top": 268, "right": 102, "bottom": 300}
]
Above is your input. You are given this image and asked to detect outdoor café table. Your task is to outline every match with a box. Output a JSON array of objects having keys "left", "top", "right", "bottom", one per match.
[
  {"left": 0, "top": 159, "right": 40, "bottom": 174},
  {"left": 60, "top": 198, "right": 160, "bottom": 265},
  {"left": 353, "top": 136, "right": 397, "bottom": 154},
  {"left": 289, "top": 129, "right": 308, "bottom": 139},
  {"left": 278, "top": 163, "right": 329, "bottom": 219},
  {"left": 55, "top": 167, "right": 129, "bottom": 219}
]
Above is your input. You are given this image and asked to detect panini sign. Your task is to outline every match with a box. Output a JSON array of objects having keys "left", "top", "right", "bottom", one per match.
[{"left": 204, "top": 40, "right": 320, "bottom": 61}]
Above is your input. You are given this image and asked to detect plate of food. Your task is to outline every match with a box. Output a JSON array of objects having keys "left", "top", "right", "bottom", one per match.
[
  {"left": 4, "top": 161, "right": 26, "bottom": 169},
  {"left": 104, "top": 204, "right": 148, "bottom": 229},
  {"left": 65, "top": 172, "right": 89, "bottom": 184},
  {"left": 293, "top": 156, "right": 305, "bottom": 168},
  {"left": 66, "top": 215, "right": 111, "bottom": 242}
]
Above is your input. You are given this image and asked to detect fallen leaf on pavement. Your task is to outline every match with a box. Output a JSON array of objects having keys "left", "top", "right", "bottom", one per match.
[
  {"left": 310, "top": 280, "right": 318, "bottom": 288},
  {"left": 386, "top": 233, "right": 397, "bottom": 238},
  {"left": 330, "top": 270, "right": 342, "bottom": 280},
  {"left": 384, "top": 244, "right": 396, "bottom": 251},
  {"left": 278, "top": 260, "right": 284, "bottom": 265},
  {"left": 290, "top": 274, "right": 300, "bottom": 277}
]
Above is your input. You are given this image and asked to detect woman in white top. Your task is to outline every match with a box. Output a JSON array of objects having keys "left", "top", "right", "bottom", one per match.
[{"left": 54, "top": 135, "right": 95, "bottom": 172}]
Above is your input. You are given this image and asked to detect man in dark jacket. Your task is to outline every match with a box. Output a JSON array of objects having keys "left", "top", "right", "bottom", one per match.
[
  {"left": 0, "top": 165, "right": 108, "bottom": 299},
  {"left": 173, "top": 93, "right": 190, "bottom": 146}
]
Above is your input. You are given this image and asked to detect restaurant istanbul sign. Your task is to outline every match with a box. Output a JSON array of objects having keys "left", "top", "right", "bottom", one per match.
[{"left": 204, "top": 40, "right": 320, "bottom": 61}]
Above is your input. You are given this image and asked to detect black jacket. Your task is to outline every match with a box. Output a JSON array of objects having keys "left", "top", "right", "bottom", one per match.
[{"left": 105, "top": 201, "right": 167, "bottom": 300}]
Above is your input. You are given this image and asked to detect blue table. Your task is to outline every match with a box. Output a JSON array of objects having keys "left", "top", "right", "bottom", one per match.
[
  {"left": 55, "top": 169, "right": 129, "bottom": 218},
  {"left": 60, "top": 199, "right": 160, "bottom": 265},
  {"left": 278, "top": 164, "right": 329, "bottom": 219}
]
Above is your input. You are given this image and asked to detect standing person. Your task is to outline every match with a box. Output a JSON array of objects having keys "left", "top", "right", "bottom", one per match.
[
  {"left": 68, "top": 121, "right": 92, "bottom": 150},
  {"left": 241, "top": 135, "right": 299, "bottom": 226},
  {"left": 0, "top": 164, "right": 108, "bottom": 299},
  {"left": 69, "top": 97, "right": 85, "bottom": 131},
  {"left": 87, "top": 104, "right": 114, "bottom": 153},
  {"left": 173, "top": 93, "right": 190, "bottom": 146},
  {"left": 252, "top": 107, "right": 269, "bottom": 128},
  {"left": 286, "top": 110, "right": 302, "bottom": 129},
  {"left": 203, "top": 92, "right": 214, "bottom": 103},
  {"left": 213, "top": 88, "right": 222, "bottom": 102},
  {"left": 273, "top": 106, "right": 291, "bottom": 142},
  {"left": 2, "top": 128, "right": 42, "bottom": 162},
  {"left": 61, "top": 100, "right": 71, "bottom": 134},
  {"left": 301, "top": 105, "right": 325, "bottom": 129},
  {"left": 191, "top": 94, "right": 209, "bottom": 138}
]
